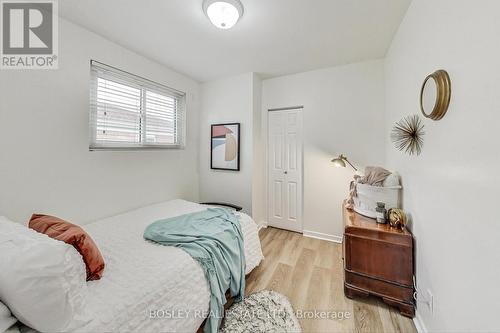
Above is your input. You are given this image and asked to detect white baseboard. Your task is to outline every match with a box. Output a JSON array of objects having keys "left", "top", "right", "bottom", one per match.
[
  {"left": 303, "top": 230, "right": 342, "bottom": 243},
  {"left": 413, "top": 309, "right": 427, "bottom": 333},
  {"left": 257, "top": 221, "right": 268, "bottom": 231}
]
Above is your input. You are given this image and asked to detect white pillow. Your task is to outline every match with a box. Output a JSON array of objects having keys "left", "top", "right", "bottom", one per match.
[
  {"left": 383, "top": 172, "right": 401, "bottom": 187},
  {"left": 0, "top": 301, "right": 16, "bottom": 333},
  {"left": 0, "top": 216, "right": 89, "bottom": 332}
]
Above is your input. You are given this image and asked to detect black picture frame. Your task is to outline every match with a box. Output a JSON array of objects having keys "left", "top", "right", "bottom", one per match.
[{"left": 210, "top": 123, "right": 240, "bottom": 171}]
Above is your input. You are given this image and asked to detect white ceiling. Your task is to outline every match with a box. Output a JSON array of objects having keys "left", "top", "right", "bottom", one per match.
[{"left": 59, "top": 0, "right": 411, "bottom": 82}]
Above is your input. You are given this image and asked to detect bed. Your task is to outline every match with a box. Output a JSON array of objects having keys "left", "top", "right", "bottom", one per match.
[{"left": 64, "top": 199, "right": 264, "bottom": 333}]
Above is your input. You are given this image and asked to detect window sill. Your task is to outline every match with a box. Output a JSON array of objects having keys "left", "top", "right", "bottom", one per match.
[{"left": 89, "top": 145, "right": 184, "bottom": 151}]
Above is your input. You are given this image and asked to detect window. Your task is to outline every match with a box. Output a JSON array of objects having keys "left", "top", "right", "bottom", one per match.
[{"left": 89, "top": 61, "right": 185, "bottom": 150}]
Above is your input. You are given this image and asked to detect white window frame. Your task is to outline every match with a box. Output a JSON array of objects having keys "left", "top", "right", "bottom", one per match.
[{"left": 89, "top": 60, "right": 186, "bottom": 150}]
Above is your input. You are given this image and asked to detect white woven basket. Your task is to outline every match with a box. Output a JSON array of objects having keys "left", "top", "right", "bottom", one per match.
[{"left": 353, "top": 183, "right": 402, "bottom": 219}]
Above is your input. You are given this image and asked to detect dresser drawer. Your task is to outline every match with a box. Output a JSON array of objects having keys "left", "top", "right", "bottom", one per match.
[
  {"left": 345, "top": 270, "right": 414, "bottom": 304},
  {"left": 344, "top": 233, "right": 413, "bottom": 286}
]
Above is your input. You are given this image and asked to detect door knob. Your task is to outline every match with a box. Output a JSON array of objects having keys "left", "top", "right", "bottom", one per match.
[{"left": 284, "top": 171, "right": 288, "bottom": 174}]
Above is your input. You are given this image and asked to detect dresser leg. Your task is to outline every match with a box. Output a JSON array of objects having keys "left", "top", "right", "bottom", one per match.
[
  {"left": 382, "top": 297, "right": 415, "bottom": 318},
  {"left": 345, "top": 284, "right": 415, "bottom": 318},
  {"left": 344, "top": 283, "right": 369, "bottom": 299}
]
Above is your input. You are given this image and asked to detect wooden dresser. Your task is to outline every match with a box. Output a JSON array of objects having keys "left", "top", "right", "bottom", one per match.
[{"left": 342, "top": 204, "right": 415, "bottom": 317}]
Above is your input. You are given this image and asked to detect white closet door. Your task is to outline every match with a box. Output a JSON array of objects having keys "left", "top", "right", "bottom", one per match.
[{"left": 268, "top": 109, "right": 303, "bottom": 232}]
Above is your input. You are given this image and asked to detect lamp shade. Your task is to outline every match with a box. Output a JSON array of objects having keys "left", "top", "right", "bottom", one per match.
[
  {"left": 331, "top": 154, "right": 358, "bottom": 171},
  {"left": 331, "top": 156, "right": 347, "bottom": 168}
]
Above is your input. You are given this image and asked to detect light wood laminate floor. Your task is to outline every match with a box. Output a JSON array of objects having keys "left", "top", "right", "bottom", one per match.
[{"left": 246, "top": 227, "right": 417, "bottom": 333}]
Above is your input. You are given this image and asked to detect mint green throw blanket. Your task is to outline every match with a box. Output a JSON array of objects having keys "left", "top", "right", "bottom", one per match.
[{"left": 143, "top": 208, "right": 246, "bottom": 333}]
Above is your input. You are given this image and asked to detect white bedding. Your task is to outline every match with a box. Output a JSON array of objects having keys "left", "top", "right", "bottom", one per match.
[{"left": 70, "top": 199, "right": 263, "bottom": 333}]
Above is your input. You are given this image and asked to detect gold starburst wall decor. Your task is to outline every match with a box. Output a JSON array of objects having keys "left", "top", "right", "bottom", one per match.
[{"left": 391, "top": 114, "right": 425, "bottom": 156}]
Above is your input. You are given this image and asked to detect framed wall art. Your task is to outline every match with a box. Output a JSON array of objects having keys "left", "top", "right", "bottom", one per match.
[{"left": 210, "top": 123, "right": 240, "bottom": 171}]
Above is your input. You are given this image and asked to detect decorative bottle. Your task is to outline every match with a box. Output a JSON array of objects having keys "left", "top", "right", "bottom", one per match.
[{"left": 375, "top": 202, "right": 387, "bottom": 224}]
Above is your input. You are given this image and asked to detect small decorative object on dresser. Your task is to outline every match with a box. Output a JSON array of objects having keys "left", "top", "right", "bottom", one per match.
[
  {"left": 375, "top": 202, "right": 387, "bottom": 224},
  {"left": 388, "top": 208, "right": 408, "bottom": 230},
  {"left": 342, "top": 203, "right": 415, "bottom": 317}
]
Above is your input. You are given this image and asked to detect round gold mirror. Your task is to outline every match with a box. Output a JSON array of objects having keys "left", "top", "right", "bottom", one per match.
[{"left": 420, "top": 70, "right": 451, "bottom": 120}]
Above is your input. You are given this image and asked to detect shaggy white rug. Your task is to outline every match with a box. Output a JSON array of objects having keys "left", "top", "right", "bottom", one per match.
[{"left": 220, "top": 290, "right": 302, "bottom": 333}]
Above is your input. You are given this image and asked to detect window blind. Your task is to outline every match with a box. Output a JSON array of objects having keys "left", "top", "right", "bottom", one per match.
[{"left": 89, "top": 60, "right": 186, "bottom": 150}]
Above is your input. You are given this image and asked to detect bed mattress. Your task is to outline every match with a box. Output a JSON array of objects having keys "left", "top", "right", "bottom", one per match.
[{"left": 71, "top": 199, "right": 263, "bottom": 333}]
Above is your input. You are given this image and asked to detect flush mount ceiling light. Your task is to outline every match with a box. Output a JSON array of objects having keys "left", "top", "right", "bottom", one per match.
[{"left": 203, "top": 0, "right": 244, "bottom": 30}]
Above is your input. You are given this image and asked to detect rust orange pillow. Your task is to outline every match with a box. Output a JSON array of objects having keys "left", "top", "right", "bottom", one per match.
[{"left": 29, "top": 214, "right": 105, "bottom": 281}]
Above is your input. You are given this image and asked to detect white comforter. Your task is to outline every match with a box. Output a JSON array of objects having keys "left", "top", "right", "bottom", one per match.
[{"left": 73, "top": 200, "right": 263, "bottom": 333}]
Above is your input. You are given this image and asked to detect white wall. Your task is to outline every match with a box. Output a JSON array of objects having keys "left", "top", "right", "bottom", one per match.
[
  {"left": 251, "top": 74, "right": 265, "bottom": 224},
  {"left": 0, "top": 19, "right": 201, "bottom": 224},
  {"left": 385, "top": 1, "right": 500, "bottom": 331},
  {"left": 261, "top": 60, "right": 386, "bottom": 238},
  {"left": 199, "top": 73, "right": 260, "bottom": 214}
]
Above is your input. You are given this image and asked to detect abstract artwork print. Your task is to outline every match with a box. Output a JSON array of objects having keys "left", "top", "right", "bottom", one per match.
[{"left": 211, "top": 123, "right": 240, "bottom": 171}]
